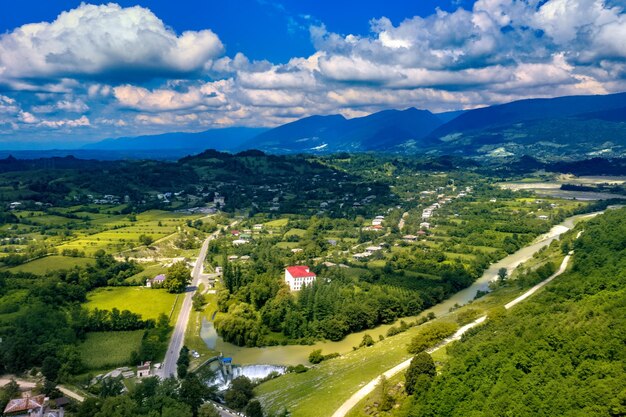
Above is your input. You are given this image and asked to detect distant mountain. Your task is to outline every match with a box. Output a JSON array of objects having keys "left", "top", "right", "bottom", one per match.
[
  {"left": 422, "top": 92, "right": 626, "bottom": 159},
  {"left": 241, "top": 108, "right": 445, "bottom": 153},
  {"left": 82, "top": 92, "right": 626, "bottom": 161},
  {"left": 85, "top": 127, "right": 267, "bottom": 153}
]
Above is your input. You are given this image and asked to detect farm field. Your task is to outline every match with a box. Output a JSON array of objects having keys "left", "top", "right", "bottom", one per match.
[
  {"left": 85, "top": 287, "right": 181, "bottom": 321},
  {"left": 78, "top": 330, "right": 145, "bottom": 370},
  {"left": 5, "top": 255, "right": 93, "bottom": 274}
]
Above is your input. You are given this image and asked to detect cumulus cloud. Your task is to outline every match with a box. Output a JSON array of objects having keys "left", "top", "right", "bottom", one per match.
[
  {"left": 0, "top": 3, "right": 224, "bottom": 86},
  {"left": 0, "top": 0, "right": 625, "bottom": 143},
  {"left": 38, "top": 115, "right": 90, "bottom": 128}
]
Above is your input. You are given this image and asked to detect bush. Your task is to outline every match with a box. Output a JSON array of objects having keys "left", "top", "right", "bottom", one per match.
[{"left": 407, "top": 321, "right": 458, "bottom": 354}]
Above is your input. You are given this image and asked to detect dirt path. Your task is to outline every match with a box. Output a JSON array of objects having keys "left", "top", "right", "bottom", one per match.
[{"left": 0, "top": 377, "right": 85, "bottom": 402}]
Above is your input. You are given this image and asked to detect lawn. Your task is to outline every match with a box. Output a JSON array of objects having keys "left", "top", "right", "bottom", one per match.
[
  {"left": 86, "top": 287, "right": 181, "bottom": 321},
  {"left": 78, "top": 330, "right": 144, "bottom": 370},
  {"left": 6, "top": 255, "right": 93, "bottom": 274},
  {"left": 265, "top": 218, "right": 289, "bottom": 228}
]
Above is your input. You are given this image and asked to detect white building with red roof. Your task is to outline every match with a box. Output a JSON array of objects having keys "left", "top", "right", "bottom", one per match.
[{"left": 284, "top": 266, "right": 316, "bottom": 291}]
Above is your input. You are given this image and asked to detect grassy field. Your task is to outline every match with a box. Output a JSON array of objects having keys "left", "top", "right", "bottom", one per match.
[
  {"left": 265, "top": 218, "right": 289, "bottom": 228},
  {"left": 6, "top": 255, "right": 93, "bottom": 274},
  {"left": 85, "top": 287, "right": 181, "bottom": 321},
  {"left": 255, "top": 280, "right": 553, "bottom": 417},
  {"left": 78, "top": 330, "right": 144, "bottom": 370}
]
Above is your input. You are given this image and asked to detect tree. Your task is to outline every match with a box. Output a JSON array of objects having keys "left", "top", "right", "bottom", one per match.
[
  {"left": 224, "top": 376, "right": 254, "bottom": 410},
  {"left": 405, "top": 352, "right": 436, "bottom": 395},
  {"left": 99, "top": 376, "right": 125, "bottom": 398},
  {"left": 138, "top": 234, "right": 154, "bottom": 246},
  {"left": 497, "top": 267, "right": 508, "bottom": 282},
  {"left": 198, "top": 403, "right": 221, "bottom": 417},
  {"left": 192, "top": 292, "right": 206, "bottom": 311},
  {"left": 378, "top": 376, "right": 394, "bottom": 411},
  {"left": 179, "top": 374, "right": 212, "bottom": 415},
  {"left": 245, "top": 399, "right": 264, "bottom": 417},
  {"left": 42, "top": 356, "right": 62, "bottom": 382},
  {"left": 308, "top": 349, "right": 324, "bottom": 364},
  {"left": 177, "top": 346, "right": 190, "bottom": 379},
  {"left": 165, "top": 261, "right": 192, "bottom": 293},
  {"left": 0, "top": 379, "right": 20, "bottom": 413},
  {"left": 359, "top": 334, "right": 375, "bottom": 348}
]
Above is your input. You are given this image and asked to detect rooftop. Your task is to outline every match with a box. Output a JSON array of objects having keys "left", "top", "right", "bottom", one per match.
[{"left": 286, "top": 266, "right": 316, "bottom": 278}]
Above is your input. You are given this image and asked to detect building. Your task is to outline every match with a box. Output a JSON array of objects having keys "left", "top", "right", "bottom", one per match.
[
  {"left": 2, "top": 394, "right": 57, "bottom": 417},
  {"left": 284, "top": 266, "right": 316, "bottom": 291},
  {"left": 137, "top": 361, "right": 151, "bottom": 378},
  {"left": 146, "top": 274, "right": 166, "bottom": 288},
  {"left": 420, "top": 222, "right": 431, "bottom": 229}
]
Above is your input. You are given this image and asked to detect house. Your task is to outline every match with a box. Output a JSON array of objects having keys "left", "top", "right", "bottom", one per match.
[
  {"left": 232, "top": 239, "right": 249, "bottom": 246},
  {"left": 366, "top": 246, "right": 383, "bottom": 252},
  {"left": 403, "top": 235, "right": 418, "bottom": 241},
  {"left": 291, "top": 248, "right": 303, "bottom": 253},
  {"left": 417, "top": 230, "right": 427, "bottom": 236},
  {"left": 146, "top": 274, "right": 166, "bottom": 288},
  {"left": 253, "top": 224, "right": 263, "bottom": 230},
  {"left": 538, "top": 215, "right": 549, "bottom": 220},
  {"left": 230, "top": 230, "right": 240, "bottom": 237},
  {"left": 353, "top": 252, "right": 372, "bottom": 260},
  {"left": 137, "top": 361, "right": 151, "bottom": 378},
  {"left": 3, "top": 395, "right": 50, "bottom": 417},
  {"left": 284, "top": 266, "right": 317, "bottom": 291},
  {"left": 420, "top": 222, "right": 430, "bottom": 229},
  {"left": 9, "top": 202, "right": 21, "bottom": 210},
  {"left": 213, "top": 193, "right": 225, "bottom": 207}
]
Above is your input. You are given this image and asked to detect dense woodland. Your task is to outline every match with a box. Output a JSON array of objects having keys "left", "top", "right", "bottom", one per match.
[{"left": 404, "top": 208, "right": 626, "bottom": 416}]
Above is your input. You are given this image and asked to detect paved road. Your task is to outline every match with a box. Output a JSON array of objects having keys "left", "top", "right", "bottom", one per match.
[
  {"left": 159, "top": 222, "right": 237, "bottom": 379},
  {"left": 331, "top": 251, "right": 575, "bottom": 417},
  {"left": 0, "top": 377, "right": 85, "bottom": 402}
]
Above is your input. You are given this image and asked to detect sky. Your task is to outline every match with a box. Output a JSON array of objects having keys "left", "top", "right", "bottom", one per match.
[{"left": 0, "top": 0, "right": 625, "bottom": 148}]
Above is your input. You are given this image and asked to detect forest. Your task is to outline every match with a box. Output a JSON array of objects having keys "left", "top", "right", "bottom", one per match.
[{"left": 404, "top": 208, "right": 626, "bottom": 416}]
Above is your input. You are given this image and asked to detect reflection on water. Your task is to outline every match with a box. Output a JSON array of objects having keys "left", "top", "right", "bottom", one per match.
[{"left": 199, "top": 210, "right": 609, "bottom": 367}]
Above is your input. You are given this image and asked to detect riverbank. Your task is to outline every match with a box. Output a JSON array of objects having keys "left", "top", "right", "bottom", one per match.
[
  {"left": 254, "top": 209, "right": 611, "bottom": 417},
  {"left": 198, "top": 210, "right": 604, "bottom": 367}
]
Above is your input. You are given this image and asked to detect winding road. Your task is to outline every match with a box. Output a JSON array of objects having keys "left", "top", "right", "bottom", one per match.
[{"left": 331, "top": 249, "right": 577, "bottom": 417}]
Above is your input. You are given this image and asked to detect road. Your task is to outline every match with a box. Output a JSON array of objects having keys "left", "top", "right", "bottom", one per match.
[
  {"left": 331, "top": 252, "right": 575, "bottom": 417},
  {"left": 159, "top": 222, "right": 237, "bottom": 379},
  {"left": 0, "top": 377, "right": 85, "bottom": 402}
]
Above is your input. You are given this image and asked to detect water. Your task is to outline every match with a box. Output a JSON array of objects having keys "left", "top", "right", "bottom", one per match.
[
  {"left": 200, "top": 210, "right": 611, "bottom": 366},
  {"left": 207, "top": 364, "right": 286, "bottom": 390}
]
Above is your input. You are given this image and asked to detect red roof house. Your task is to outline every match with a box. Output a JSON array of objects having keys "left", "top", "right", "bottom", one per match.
[
  {"left": 284, "top": 266, "right": 317, "bottom": 291},
  {"left": 4, "top": 395, "right": 46, "bottom": 416}
]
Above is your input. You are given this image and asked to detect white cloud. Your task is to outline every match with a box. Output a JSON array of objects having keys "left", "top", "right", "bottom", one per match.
[
  {"left": 1, "top": 0, "right": 625, "bottom": 141},
  {"left": 0, "top": 3, "right": 224, "bottom": 84},
  {"left": 38, "top": 115, "right": 90, "bottom": 128}
]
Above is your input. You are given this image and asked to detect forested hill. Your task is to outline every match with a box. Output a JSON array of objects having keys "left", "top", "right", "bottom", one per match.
[{"left": 411, "top": 208, "right": 626, "bottom": 416}]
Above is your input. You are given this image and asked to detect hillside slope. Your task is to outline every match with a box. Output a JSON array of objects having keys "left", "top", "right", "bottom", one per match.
[{"left": 411, "top": 208, "right": 626, "bottom": 416}]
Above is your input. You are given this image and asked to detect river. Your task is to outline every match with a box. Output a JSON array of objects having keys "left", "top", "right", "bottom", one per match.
[{"left": 200, "top": 210, "right": 608, "bottom": 366}]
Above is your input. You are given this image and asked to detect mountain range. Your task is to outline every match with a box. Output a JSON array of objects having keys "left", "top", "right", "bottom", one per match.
[{"left": 85, "top": 92, "right": 626, "bottom": 160}]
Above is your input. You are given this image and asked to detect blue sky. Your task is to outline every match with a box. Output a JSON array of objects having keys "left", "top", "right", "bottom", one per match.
[
  {"left": 1, "top": 0, "right": 473, "bottom": 63},
  {"left": 0, "top": 0, "right": 625, "bottom": 148}
]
